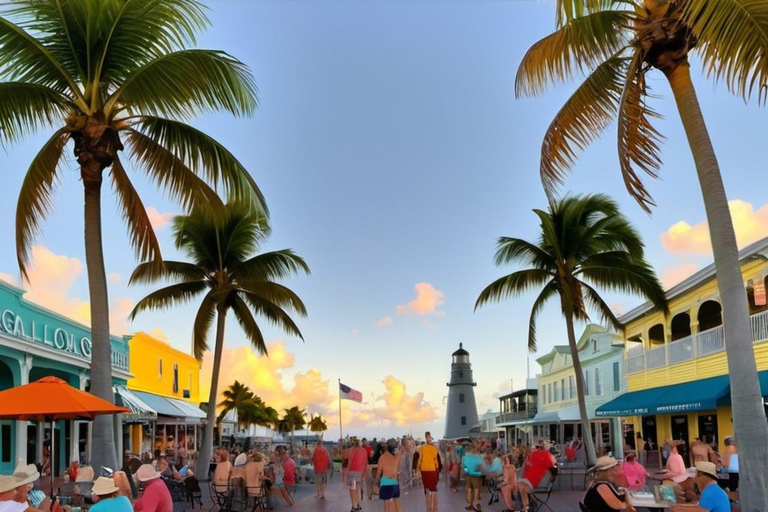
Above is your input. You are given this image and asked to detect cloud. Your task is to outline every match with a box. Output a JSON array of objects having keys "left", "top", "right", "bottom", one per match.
[
  {"left": 108, "top": 273, "right": 121, "bottom": 283},
  {"left": 375, "top": 376, "right": 439, "bottom": 426},
  {"left": 375, "top": 317, "right": 393, "bottom": 329},
  {"left": 351, "top": 328, "right": 359, "bottom": 335},
  {"left": 146, "top": 207, "right": 176, "bottom": 230},
  {"left": 396, "top": 283, "right": 445, "bottom": 317},
  {"left": 661, "top": 262, "right": 699, "bottom": 289},
  {"left": 148, "top": 328, "right": 171, "bottom": 344},
  {"left": 0, "top": 273, "right": 19, "bottom": 286},
  {"left": 660, "top": 200, "right": 768, "bottom": 255},
  {"left": 609, "top": 301, "right": 627, "bottom": 316}
]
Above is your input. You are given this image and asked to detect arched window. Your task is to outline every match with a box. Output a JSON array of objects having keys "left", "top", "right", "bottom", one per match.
[
  {"left": 671, "top": 312, "right": 692, "bottom": 341},
  {"left": 648, "top": 324, "right": 665, "bottom": 345},
  {"left": 698, "top": 300, "right": 723, "bottom": 331}
]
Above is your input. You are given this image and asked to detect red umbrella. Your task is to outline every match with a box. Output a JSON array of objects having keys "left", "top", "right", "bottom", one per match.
[{"left": 0, "top": 376, "right": 129, "bottom": 496}]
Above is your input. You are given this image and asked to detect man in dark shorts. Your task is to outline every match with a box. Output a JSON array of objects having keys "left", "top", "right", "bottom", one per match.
[
  {"left": 418, "top": 432, "right": 442, "bottom": 512},
  {"left": 376, "top": 442, "right": 403, "bottom": 512}
]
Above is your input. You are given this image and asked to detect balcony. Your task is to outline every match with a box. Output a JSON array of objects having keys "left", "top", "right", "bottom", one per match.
[
  {"left": 497, "top": 407, "right": 538, "bottom": 424},
  {"left": 627, "top": 309, "right": 768, "bottom": 374}
]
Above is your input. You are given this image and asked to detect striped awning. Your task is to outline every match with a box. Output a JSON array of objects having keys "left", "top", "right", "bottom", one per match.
[{"left": 114, "top": 386, "right": 157, "bottom": 421}]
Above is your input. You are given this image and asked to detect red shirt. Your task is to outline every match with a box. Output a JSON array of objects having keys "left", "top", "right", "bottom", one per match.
[
  {"left": 348, "top": 446, "right": 368, "bottom": 472},
  {"left": 364, "top": 444, "right": 373, "bottom": 460},
  {"left": 133, "top": 478, "right": 173, "bottom": 512},
  {"left": 523, "top": 449, "right": 555, "bottom": 489},
  {"left": 283, "top": 457, "right": 297, "bottom": 486},
  {"left": 313, "top": 446, "right": 331, "bottom": 474}
]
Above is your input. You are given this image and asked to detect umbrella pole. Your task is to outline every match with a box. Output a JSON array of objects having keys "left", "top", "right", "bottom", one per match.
[{"left": 50, "top": 418, "right": 54, "bottom": 499}]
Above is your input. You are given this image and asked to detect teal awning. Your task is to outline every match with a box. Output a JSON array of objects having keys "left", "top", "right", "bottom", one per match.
[
  {"left": 596, "top": 371, "right": 768, "bottom": 417},
  {"left": 132, "top": 390, "right": 187, "bottom": 417},
  {"left": 114, "top": 386, "right": 157, "bottom": 421}
]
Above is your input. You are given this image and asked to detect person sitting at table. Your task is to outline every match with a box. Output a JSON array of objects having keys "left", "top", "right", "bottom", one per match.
[
  {"left": 89, "top": 477, "right": 132, "bottom": 512},
  {"left": 213, "top": 452, "right": 232, "bottom": 493},
  {"left": 480, "top": 450, "right": 503, "bottom": 480},
  {"left": 245, "top": 452, "right": 267, "bottom": 498},
  {"left": 583, "top": 456, "right": 636, "bottom": 512},
  {"left": 620, "top": 451, "right": 649, "bottom": 491},
  {"left": 133, "top": 465, "right": 172, "bottom": 512},
  {"left": 671, "top": 462, "right": 730, "bottom": 512},
  {"left": 517, "top": 440, "right": 556, "bottom": 512},
  {"left": 110, "top": 471, "right": 134, "bottom": 502},
  {"left": 499, "top": 454, "right": 517, "bottom": 512}
]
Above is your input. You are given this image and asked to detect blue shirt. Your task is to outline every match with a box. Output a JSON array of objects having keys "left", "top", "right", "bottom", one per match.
[
  {"left": 698, "top": 482, "right": 731, "bottom": 512},
  {"left": 90, "top": 495, "right": 133, "bottom": 512},
  {"left": 726, "top": 453, "right": 739, "bottom": 473},
  {"left": 481, "top": 458, "right": 503, "bottom": 475},
  {"left": 462, "top": 453, "right": 484, "bottom": 477}
]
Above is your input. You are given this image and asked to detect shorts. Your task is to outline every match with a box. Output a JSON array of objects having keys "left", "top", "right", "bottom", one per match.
[
  {"left": 347, "top": 471, "right": 363, "bottom": 488},
  {"left": 315, "top": 472, "right": 327, "bottom": 484},
  {"left": 422, "top": 471, "right": 438, "bottom": 492},
  {"left": 379, "top": 484, "right": 401, "bottom": 500},
  {"left": 517, "top": 478, "right": 534, "bottom": 491},
  {"left": 466, "top": 475, "right": 484, "bottom": 491}
]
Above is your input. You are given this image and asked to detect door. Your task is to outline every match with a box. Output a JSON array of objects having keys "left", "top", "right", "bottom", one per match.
[
  {"left": 0, "top": 421, "right": 13, "bottom": 474},
  {"left": 642, "top": 415, "right": 659, "bottom": 467},
  {"left": 698, "top": 413, "right": 719, "bottom": 451},
  {"left": 671, "top": 415, "right": 690, "bottom": 466}
]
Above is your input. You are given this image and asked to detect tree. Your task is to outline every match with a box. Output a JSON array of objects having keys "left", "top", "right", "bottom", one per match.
[
  {"left": 130, "top": 202, "right": 308, "bottom": 478},
  {"left": 476, "top": 194, "right": 667, "bottom": 465},
  {"left": 308, "top": 415, "right": 328, "bottom": 435},
  {"left": 216, "top": 380, "right": 254, "bottom": 426},
  {"left": 282, "top": 406, "right": 307, "bottom": 451},
  {"left": 0, "top": 0, "right": 263, "bottom": 469},
  {"left": 516, "top": 2, "right": 768, "bottom": 505}
]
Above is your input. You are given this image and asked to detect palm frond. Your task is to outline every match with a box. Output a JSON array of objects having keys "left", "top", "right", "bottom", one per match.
[
  {"left": 493, "top": 237, "right": 555, "bottom": 269},
  {"left": 237, "top": 281, "right": 308, "bottom": 317},
  {"left": 126, "top": 117, "right": 266, "bottom": 213},
  {"left": 680, "top": 0, "right": 768, "bottom": 104},
  {"left": 110, "top": 156, "right": 163, "bottom": 267},
  {"left": 527, "top": 280, "right": 559, "bottom": 353},
  {"left": 577, "top": 255, "right": 668, "bottom": 314},
  {"left": 516, "top": 10, "right": 632, "bottom": 97},
  {"left": 233, "top": 250, "right": 311, "bottom": 283},
  {"left": 15, "top": 129, "right": 69, "bottom": 278},
  {"left": 539, "top": 55, "right": 628, "bottom": 199},
  {"left": 192, "top": 289, "right": 218, "bottom": 361},
  {"left": 475, "top": 269, "right": 555, "bottom": 311},
  {"left": 229, "top": 293, "right": 267, "bottom": 355},
  {"left": 105, "top": 49, "right": 257, "bottom": 119},
  {"left": 617, "top": 50, "right": 663, "bottom": 213},
  {"left": 580, "top": 281, "right": 623, "bottom": 331},
  {"left": 0, "top": 82, "right": 71, "bottom": 144},
  {"left": 0, "top": 15, "right": 83, "bottom": 101},
  {"left": 129, "top": 260, "right": 206, "bottom": 286},
  {"left": 129, "top": 280, "right": 208, "bottom": 320},
  {"left": 239, "top": 290, "right": 305, "bottom": 340},
  {"left": 124, "top": 127, "right": 225, "bottom": 213}
]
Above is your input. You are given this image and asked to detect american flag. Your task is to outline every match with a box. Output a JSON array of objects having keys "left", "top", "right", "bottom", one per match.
[{"left": 339, "top": 382, "right": 363, "bottom": 403}]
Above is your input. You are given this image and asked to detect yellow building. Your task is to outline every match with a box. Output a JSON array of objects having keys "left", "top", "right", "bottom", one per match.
[
  {"left": 596, "top": 237, "right": 768, "bottom": 464},
  {"left": 126, "top": 332, "right": 205, "bottom": 456}
]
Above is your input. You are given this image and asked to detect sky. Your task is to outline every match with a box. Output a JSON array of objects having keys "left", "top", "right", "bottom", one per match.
[{"left": 2, "top": 0, "right": 768, "bottom": 440}]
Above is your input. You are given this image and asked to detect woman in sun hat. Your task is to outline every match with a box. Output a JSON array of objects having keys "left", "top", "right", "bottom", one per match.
[
  {"left": 584, "top": 456, "right": 637, "bottom": 512},
  {"left": 0, "top": 460, "right": 46, "bottom": 512},
  {"left": 133, "top": 464, "right": 172, "bottom": 512},
  {"left": 89, "top": 476, "right": 132, "bottom": 512}
]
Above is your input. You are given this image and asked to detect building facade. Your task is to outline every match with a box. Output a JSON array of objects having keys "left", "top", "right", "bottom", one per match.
[
  {"left": 0, "top": 280, "right": 131, "bottom": 475},
  {"left": 497, "top": 378, "right": 538, "bottom": 445},
  {"left": 126, "top": 332, "right": 205, "bottom": 457},
  {"left": 597, "top": 237, "right": 768, "bottom": 466},
  {"left": 534, "top": 324, "right": 626, "bottom": 456},
  {"left": 444, "top": 344, "right": 479, "bottom": 439}
]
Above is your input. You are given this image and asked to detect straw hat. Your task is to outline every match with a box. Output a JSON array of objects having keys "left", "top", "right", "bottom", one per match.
[
  {"left": 695, "top": 461, "right": 718, "bottom": 479},
  {"left": 0, "top": 459, "right": 40, "bottom": 493},
  {"left": 91, "top": 476, "right": 120, "bottom": 496},
  {"left": 594, "top": 456, "right": 619, "bottom": 471},
  {"left": 136, "top": 464, "right": 161, "bottom": 482}
]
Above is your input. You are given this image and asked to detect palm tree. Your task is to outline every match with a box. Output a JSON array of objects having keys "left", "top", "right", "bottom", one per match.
[
  {"left": 216, "top": 380, "right": 255, "bottom": 426},
  {"left": 476, "top": 194, "right": 667, "bottom": 465},
  {"left": 308, "top": 415, "right": 328, "bottom": 435},
  {"left": 0, "top": 0, "right": 264, "bottom": 469},
  {"left": 516, "top": 3, "right": 768, "bottom": 505},
  {"left": 282, "top": 406, "right": 307, "bottom": 451},
  {"left": 129, "top": 202, "right": 309, "bottom": 478}
]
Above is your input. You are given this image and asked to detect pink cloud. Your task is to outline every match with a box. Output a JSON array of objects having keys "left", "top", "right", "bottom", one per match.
[
  {"left": 0, "top": 273, "right": 19, "bottom": 287},
  {"left": 146, "top": 207, "right": 176, "bottom": 230},
  {"left": 108, "top": 273, "right": 121, "bottom": 283},
  {"left": 376, "top": 376, "right": 439, "bottom": 426},
  {"left": 661, "top": 262, "right": 699, "bottom": 289},
  {"left": 396, "top": 283, "right": 445, "bottom": 316},
  {"left": 375, "top": 317, "right": 393, "bottom": 329}
]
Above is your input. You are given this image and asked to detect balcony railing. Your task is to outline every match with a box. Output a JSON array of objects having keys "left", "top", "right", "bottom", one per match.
[
  {"left": 497, "top": 407, "right": 538, "bottom": 424},
  {"left": 627, "top": 309, "right": 768, "bottom": 374}
]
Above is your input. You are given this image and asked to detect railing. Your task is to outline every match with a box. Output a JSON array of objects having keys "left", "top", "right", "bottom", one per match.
[
  {"left": 626, "top": 309, "right": 768, "bottom": 374},
  {"left": 497, "top": 408, "right": 538, "bottom": 424}
]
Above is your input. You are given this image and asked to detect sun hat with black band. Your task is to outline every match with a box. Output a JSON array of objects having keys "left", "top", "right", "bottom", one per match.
[
  {"left": 594, "top": 456, "right": 619, "bottom": 471},
  {"left": 695, "top": 461, "right": 718, "bottom": 480},
  {"left": 0, "top": 459, "right": 40, "bottom": 493}
]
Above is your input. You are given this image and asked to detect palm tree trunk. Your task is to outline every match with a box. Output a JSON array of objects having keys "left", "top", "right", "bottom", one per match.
[
  {"left": 665, "top": 61, "right": 768, "bottom": 510},
  {"left": 565, "top": 313, "right": 597, "bottom": 466},
  {"left": 198, "top": 305, "right": 227, "bottom": 481},
  {"left": 83, "top": 176, "right": 118, "bottom": 472}
]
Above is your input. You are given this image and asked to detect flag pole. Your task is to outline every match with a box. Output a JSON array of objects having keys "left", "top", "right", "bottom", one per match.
[{"left": 338, "top": 379, "right": 343, "bottom": 443}]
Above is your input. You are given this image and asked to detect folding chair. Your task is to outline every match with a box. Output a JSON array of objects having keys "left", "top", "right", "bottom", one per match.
[
  {"left": 209, "top": 480, "right": 233, "bottom": 512},
  {"left": 529, "top": 481, "right": 555, "bottom": 512},
  {"left": 485, "top": 476, "right": 502, "bottom": 506},
  {"left": 244, "top": 484, "right": 269, "bottom": 511}
]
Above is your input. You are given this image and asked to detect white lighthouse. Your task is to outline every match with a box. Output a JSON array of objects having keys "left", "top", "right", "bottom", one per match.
[{"left": 444, "top": 343, "right": 479, "bottom": 439}]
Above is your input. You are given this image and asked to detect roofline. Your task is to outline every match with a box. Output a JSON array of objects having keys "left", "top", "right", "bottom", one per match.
[
  {"left": 535, "top": 346, "right": 570, "bottom": 365},
  {"left": 618, "top": 236, "right": 768, "bottom": 324},
  {"left": 498, "top": 388, "right": 538, "bottom": 399}
]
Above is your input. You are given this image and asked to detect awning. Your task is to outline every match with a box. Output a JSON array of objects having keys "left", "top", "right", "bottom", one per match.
[
  {"left": 595, "top": 372, "right": 768, "bottom": 417},
  {"left": 114, "top": 386, "right": 157, "bottom": 421},
  {"left": 132, "top": 391, "right": 187, "bottom": 417},
  {"left": 167, "top": 397, "right": 206, "bottom": 419}
]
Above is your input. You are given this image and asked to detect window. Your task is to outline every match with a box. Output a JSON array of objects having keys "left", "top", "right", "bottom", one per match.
[
  {"left": 595, "top": 367, "right": 603, "bottom": 396},
  {"left": 461, "top": 416, "right": 467, "bottom": 426},
  {"left": 613, "top": 362, "right": 621, "bottom": 392},
  {"left": 548, "top": 383, "right": 552, "bottom": 403},
  {"left": 1, "top": 424, "right": 10, "bottom": 463},
  {"left": 561, "top": 378, "right": 566, "bottom": 401},
  {"left": 592, "top": 338, "right": 599, "bottom": 353},
  {"left": 584, "top": 370, "right": 590, "bottom": 396},
  {"left": 459, "top": 372, "right": 464, "bottom": 378},
  {"left": 569, "top": 376, "right": 575, "bottom": 399},
  {"left": 460, "top": 393, "right": 465, "bottom": 403},
  {"left": 173, "top": 363, "right": 179, "bottom": 393},
  {"left": 158, "top": 359, "right": 162, "bottom": 379},
  {"left": 553, "top": 382, "right": 559, "bottom": 402}
]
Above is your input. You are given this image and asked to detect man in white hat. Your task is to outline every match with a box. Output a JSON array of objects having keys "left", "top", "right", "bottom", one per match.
[
  {"left": 0, "top": 460, "right": 45, "bottom": 512},
  {"left": 132, "top": 464, "right": 172, "bottom": 512},
  {"left": 89, "top": 477, "right": 131, "bottom": 512},
  {"left": 671, "top": 461, "right": 730, "bottom": 512}
]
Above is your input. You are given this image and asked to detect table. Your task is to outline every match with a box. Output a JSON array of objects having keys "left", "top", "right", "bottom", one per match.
[{"left": 628, "top": 491, "right": 672, "bottom": 509}]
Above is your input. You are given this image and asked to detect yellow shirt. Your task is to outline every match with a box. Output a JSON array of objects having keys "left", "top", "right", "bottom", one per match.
[{"left": 419, "top": 444, "right": 440, "bottom": 472}]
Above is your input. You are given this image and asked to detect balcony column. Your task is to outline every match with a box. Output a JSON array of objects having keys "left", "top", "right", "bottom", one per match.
[
  {"left": 16, "top": 355, "right": 32, "bottom": 463},
  {"left": 691, "top": 322, "right": 700, "bottom": 357}
]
